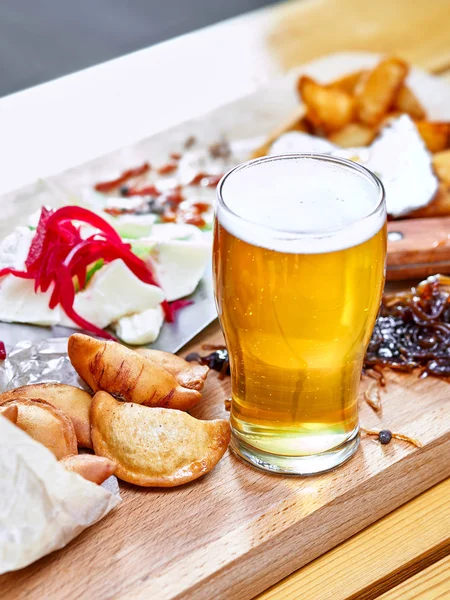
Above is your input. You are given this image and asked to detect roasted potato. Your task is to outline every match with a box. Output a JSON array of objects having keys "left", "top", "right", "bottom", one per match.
[
  {"left": 393, "top": 85, "right": 426, "bottom": 120},
  {"left": 355, "top": 57, "right": 409, "bottom": 125},
  {"left": 432, "top": 150, "right": 450, "bottom": 186},
  {"left": 298, "top": 76, "right": 355, "bottom": 132},
  {"left": 328, "top": 123, "right": 377, "bottom": 147},
  {"left": 416, "top": 121, "right": 450, "bottom": 153},
  {"left": 406, "top": 183, "right": 450, "bottom": 218},
  {"left": 328, "top": 70, "right": 366, "bottom": 94}
]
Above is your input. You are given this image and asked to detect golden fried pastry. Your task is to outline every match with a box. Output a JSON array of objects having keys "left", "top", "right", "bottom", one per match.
[
  {"left": 68, "top": 334, "right": 201, "bottom": 410},
  {"left": 1, "top": 398, "right": 77, "bottom": 459},
  {"left": 0, "top": 383, "right": 92, "bottom": 448},
  {"left": 136, "top": 348, "right": 209, "bottom": 391},
  {"left": 91, "top": 391, "right": 230, "bottom": 487},
  {"left": 0, "top": 404, "right": 18, "bottom": 424},
  {"left": 60, "top": 454, "right": 117, "bottom": 485}
]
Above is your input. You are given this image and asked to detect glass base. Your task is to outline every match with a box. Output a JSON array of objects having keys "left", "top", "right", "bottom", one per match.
[{"left": 230, "top": 426, "right": 360, "bottom": 475}]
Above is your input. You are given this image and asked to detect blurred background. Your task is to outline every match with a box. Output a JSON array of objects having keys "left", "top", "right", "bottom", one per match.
[{"left": 0, "top": 0, "right": 278, "bottom": 97}]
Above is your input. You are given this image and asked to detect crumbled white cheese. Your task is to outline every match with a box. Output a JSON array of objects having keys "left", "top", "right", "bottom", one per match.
[
  {"left": 0, "top": 227, "right": 34, "bottom": 271},
  {"left": 113, "top": 305, "right": 164, "bottom": 345},
  {"left": 0, "top": 277, "right": 60, "bottom": 326},
  {"left": 60, "top": 259, "right": 165, "bottom": 329},
  {"left": 147, "top": 240, "right": 210, "bottom": 302}
]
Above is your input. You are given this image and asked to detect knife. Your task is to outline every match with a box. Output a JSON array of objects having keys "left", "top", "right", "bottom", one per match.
[{"left": 387, "top": 216, "right": 450, "bottom": 280}]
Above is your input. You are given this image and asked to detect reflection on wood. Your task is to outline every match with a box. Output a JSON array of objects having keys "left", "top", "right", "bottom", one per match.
[
  {"left": 257, "top": 479, "right": 450, "bottom": 600},
  {"left": 267, "top": 0, "right": 450, "bottom": 73}
]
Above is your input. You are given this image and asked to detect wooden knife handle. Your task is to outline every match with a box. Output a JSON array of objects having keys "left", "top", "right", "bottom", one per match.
[{"left": 387, "top": 217, "right": 450, "bottom": 280}]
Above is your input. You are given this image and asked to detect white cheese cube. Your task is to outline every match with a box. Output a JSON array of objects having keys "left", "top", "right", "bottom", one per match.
[
  {"left": 0, "top": 227, "right": 34, "bottom": 270},
  {"left": 61, "top": 259, "right": 165, "bottom": 329},
  {"left": 148, "top": 240, "right": 210, "bottom": 302},
  {"left": 0, "top": 276, "right": 60, "bottom": 326},
  {"left": 114, "top": 305, "right": 164, "bottom": 345}
]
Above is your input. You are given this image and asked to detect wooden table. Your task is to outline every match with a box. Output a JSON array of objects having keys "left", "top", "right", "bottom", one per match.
[
  {"left": 1, "top": 0, "right": 450, "bottom": 598},
  {"left": 257, "top": 2, "right": 450, "bottom": 597}
]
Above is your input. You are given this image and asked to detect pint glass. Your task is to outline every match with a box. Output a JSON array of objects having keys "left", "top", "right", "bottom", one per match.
[{"left": 213, "top": 154, "right": 386, "bottom": 474}]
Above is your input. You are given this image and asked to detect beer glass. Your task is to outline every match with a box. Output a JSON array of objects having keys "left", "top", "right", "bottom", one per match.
[{"left": 213, "top": 154, "right": 386, "bottom": 474}]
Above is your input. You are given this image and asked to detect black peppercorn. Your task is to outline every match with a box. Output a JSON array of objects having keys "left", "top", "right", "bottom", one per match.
[
  {"left": 378, "top": 429, "right": 392, "bottom": 444},
  {"left": 120, "top": 185, "right": 130, "bottom": 196}
]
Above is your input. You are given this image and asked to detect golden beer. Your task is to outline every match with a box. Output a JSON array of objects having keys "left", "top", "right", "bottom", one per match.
[{"left": 214, "top": 154, "right": 386, "bottom": 474}]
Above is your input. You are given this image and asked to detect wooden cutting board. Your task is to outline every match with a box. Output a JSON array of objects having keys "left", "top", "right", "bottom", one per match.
[
  {"left": 1, "top": 50, "right": 450, "bottom": 600},
  {"left": 387, "top": 217, "right": 450, "bottom": 280},
  {"left": 1, "top": 323, "right": 449, "bottom": 600}
]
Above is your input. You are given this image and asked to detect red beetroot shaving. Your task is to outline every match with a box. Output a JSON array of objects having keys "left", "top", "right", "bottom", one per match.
[
  {"left": 0, "top": 341, "right": 6, "bottom": 360},
  {"left": 164, "top": 299, "right": 194, "bottom": 323},
  {"left": 94, "top": 163, "right": 151, "bottom": 193},
  {"left": 0, "top": 206, "right": 171, "bottom": 339}
]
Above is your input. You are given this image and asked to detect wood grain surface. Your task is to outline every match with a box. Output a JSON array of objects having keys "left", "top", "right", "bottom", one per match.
[
  {"left": 387, "top": 217, "right": 450, "bottom": 280},
  {"left": 0, "top": 324, "right": 449, "bottom": 600},
  {"left": 257, "top": 478, "right": 450, "bottom": 600},
  {"left": 378, "top": 554, "right": 450, "bottom": 599},
  {"left": 268, "top": 0, "right": 450, "bottom": 73},
  {"left": 2, "top": 1, "right": 450, "bottom": 598}
]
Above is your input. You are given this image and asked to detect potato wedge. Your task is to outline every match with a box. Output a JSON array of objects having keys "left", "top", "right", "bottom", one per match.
[
  {"left": 328, "top": 70, "right": 366, "bottom": 94},
  {"left": 406, "top": 183, "right": 450, "bottom": 218},
  {"left": 60, "top": 454, "right": 117, "bottom": 485},
  {"left": 68, "top": 334, "right": 201, "bottom": 410},
  {"left": 136, "top": 348, "right": 209, "bottom": 391},
  {"left": 433, "top": 150, "right": 450, "bottom": 186},
  {"left": 355, "top": 57, "right": 409, "bottom": 125},
  {"left": 251, "top": 105, "right": 308, "bottom": 159},
  {"left": 416, "top": 121, "right": 450, "bottom": 153},
  {"left": 91, "top": 391, "right": 230, "bottom": 487},
  {"left": 0, "top": 383, "right": 92, "bottom": 448},
  {"left": 0, "top": 398, "right": 77, "bottom": 459},
  {"left": 393, "top": 84, "right": 426, "bottom": 120},
  {"left": 298, "top": 76, "right": 355, "bottom": 132},
  {"left": 0, "top": 404, "right": 18, "bottom": 424},
  {"left": 328, "top": 123, "right": 376, "bottom": 147}
]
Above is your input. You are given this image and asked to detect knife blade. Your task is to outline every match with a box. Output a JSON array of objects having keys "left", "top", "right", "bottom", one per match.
[{"left": 387, "top": 216, "right": 450, "bottom": 280}]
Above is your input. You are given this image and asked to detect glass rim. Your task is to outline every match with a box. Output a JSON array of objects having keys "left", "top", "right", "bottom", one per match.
[{"left": 216, "top": 153, "right": 386, "bottom": 238}]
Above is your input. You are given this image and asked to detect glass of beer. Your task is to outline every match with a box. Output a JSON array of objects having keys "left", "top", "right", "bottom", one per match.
[{"left": 213, "top": 154, "right": 386, "bottom": 475}]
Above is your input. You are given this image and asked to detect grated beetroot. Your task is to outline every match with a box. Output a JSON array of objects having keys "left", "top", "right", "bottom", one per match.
[{"left": 0, "top": 206, "right": 172, "bottom": 339}]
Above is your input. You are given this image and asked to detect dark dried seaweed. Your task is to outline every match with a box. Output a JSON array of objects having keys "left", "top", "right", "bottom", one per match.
[
  {"left": 365, "top": 275, "right": 450, "bottom": 379},
  {"left": 187, "top": 275, "right": 450, "bottom": 382}
]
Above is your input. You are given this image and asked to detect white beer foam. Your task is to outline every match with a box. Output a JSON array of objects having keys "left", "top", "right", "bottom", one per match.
[{"left": 217, "top": 155, "right": 386, "bottom": 254}]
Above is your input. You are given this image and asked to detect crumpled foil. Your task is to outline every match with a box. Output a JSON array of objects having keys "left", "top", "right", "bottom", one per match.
[
  {"left": 0, "top": 337, "right": 86, "bottom": 392},
  {"left": 0, "top": 338, "right": 121, "bottom": 574}
]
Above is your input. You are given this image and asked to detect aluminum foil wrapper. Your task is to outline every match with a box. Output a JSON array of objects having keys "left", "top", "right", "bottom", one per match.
[
  {"left": 0, "top": 337, "right": 86, "bottom": 392},
  {"left": 0, "top": 338, "right": 121, "bottom": 574}
]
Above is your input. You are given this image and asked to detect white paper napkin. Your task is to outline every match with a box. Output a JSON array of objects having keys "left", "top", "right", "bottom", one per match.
[{"left": 0, "top": 416, "right": 121, "bottom": 574}]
